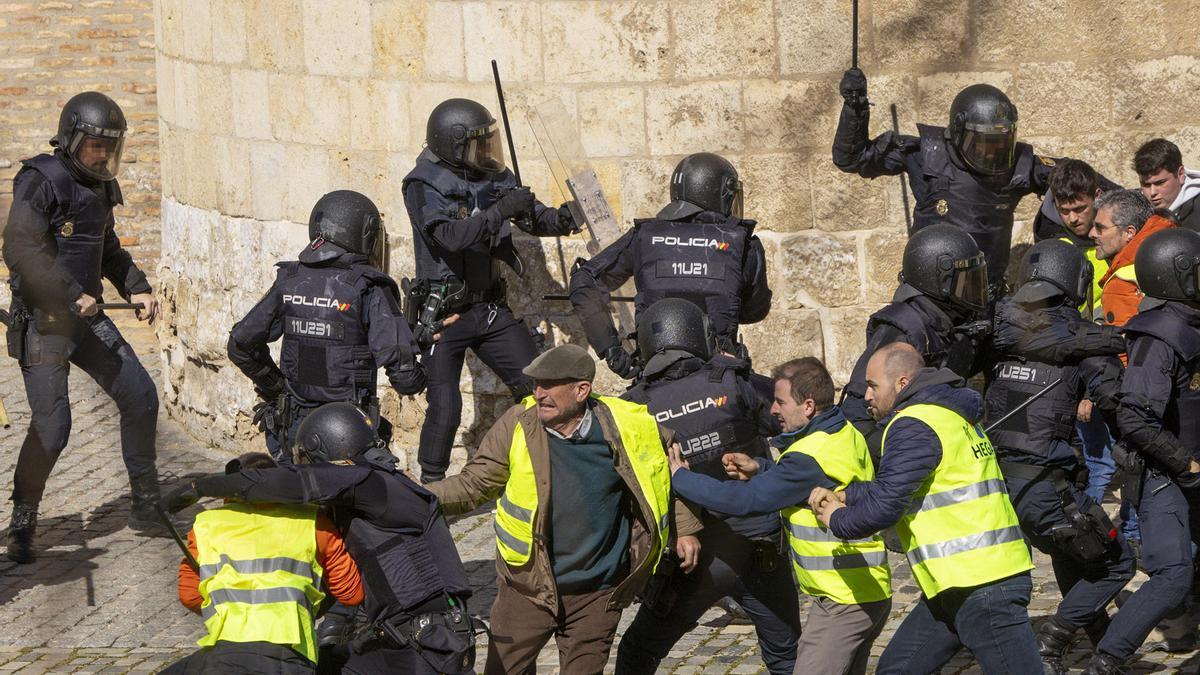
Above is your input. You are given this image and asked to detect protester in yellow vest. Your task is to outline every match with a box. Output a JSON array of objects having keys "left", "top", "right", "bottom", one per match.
[
  {"left": 811, "top": 343, "right": 1039, "bottom": 674},
  {"left": 428, "top": 344, "right": 701, "bottom": 675},
  {"left": 667, "top": 356, "right": 890, "bottom": 675},
  {"left": 167, "top": 453, "right": 363, "bottom": 674}
]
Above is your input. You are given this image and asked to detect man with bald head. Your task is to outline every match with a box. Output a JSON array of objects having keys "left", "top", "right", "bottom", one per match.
[{"left": 811, "top": 342, "right": 1040, "bottom": 674}]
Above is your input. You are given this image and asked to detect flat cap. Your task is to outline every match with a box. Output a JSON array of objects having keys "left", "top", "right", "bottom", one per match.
[{"left": 522, "top": 344, "right": 596, "bottom": 382}]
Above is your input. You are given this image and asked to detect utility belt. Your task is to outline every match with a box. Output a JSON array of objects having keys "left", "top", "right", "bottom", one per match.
[
  {"left": 355, "top": 595, "right": 480, "bottom": 675},
  {"left": 402, "top": 278, "right": 507, "bottom": 347},
  {"left": 1000, "top": 460, "right": 1118, "bottom": 564}
]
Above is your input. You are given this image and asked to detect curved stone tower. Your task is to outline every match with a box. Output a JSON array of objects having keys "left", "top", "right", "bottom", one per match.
[{"left": 153, "top": 0, "right": 1200, "bottom": 464}]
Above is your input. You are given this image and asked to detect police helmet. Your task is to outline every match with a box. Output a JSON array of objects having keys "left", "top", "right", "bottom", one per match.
[
  {"left": 1135, "top": 228, "right": 1200, "bottom": 302},
  {"left": 53, "top": 91, "right": 127, "bottom": 182},
  {"left": 636, "top": 298, "right": 716, "bottom": 373},
  {"left": 425, "top": 98, "right": 505, "bottom": 174},
  {"left": 659, "top": 153, "right": 743, "bottom": 220},
  {"left": 946, "top": 84, "right": 1018, "bottom": 176},
  {"left": 1012, "top": 239, "right": 1092, "bottom": 307},
  {"left": 298, "top": 190, "right": 387, "bottom": 270},
  {"left": 294, "top": 402, "right": 385, "bottom": 465},
  {"left": 900, "top": 223, "right": 989, "bottom": 312}
]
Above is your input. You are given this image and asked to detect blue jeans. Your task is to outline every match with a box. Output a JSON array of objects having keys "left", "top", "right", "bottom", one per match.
[
  {"left": 876, "top": 572, "right": 1041, "bottom": 675},
  {"left": 1077, "top": 417, "right": 1141, "bottom": 540}
]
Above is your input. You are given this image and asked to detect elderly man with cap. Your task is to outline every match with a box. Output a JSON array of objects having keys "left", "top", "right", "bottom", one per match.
[{"left": 427, "top": 343, "right": 699, "bottom": 674}]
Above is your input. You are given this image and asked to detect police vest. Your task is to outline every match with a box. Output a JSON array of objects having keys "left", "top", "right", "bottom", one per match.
[
  {"left": 339, "top": 463, "right": 473, "bottom": 623},
  {"left": 1123, "top": 307, "right": 1200, "bottom": 454},
  {"left": 1058, "top": 237, "right": 1108, "bottom": 322},
  {"left": 494, "top": 396, "right": 672, "bottom": 574},
  {"left": 636, "top": 357, "right": 767, "bottom": 480},
  {"left": 779, "top": 423, "right": 891, "bottom": 605},
  {"left": 193, "top": 503, "right": 325, "bottom": 663},
  {"left": 19, "top": 154, "right": 117, "bottom": 301},
  {"left": 867, "top": 298, "right": 977, "bottom": 377},
  {"left": 274, "top": 261, "right": 395, "bottom": 403},
  {"left": 985, "top": 356, "right": 1076, "bottom": 458},
  {"left": 912, "top": 124, "right": 1038, "bottom": 286},
  {"left": 882, "top": 403, "right": 1032, "bottom": 597},
  {"left": 401, "top": 150, "right": 519, "bottom": 291},
  {"left": 632, "top": 216, "right": 750, "bottom": 342}
]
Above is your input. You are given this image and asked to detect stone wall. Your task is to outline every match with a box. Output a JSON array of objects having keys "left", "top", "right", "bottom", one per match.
[
  {"left": 0, "top": 0, "right": 160, "bottom": 262},
  {"left": 153, "top": 0, "right": 1200, "bottom": 467}
]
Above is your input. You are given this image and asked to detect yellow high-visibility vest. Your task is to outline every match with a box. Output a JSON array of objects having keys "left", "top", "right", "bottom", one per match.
[
  {"left": 494, "top": 396, "right": 671, "bottom": 575},
  {"left": 193, "top": 503, "right": 325, "bottom": 663},
  {"left": 780, "top": 421, "right": 891, "bottom": 605},
  {"left": 882, "top": 404, "right": 1032, "bottom": 598}
]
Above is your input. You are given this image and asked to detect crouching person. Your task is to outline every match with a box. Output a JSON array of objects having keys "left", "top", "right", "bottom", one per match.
[{"left": 166, "top": 452, "right": 363, "bottom": 674}]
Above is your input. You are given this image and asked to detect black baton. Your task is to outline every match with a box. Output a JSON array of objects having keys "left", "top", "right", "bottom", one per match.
[
  {"left": 984, "top": 378, "right": 1064, "bottom": 435},
  {"left": 156, "top": 503, "right": 199, "bottom": 570}
]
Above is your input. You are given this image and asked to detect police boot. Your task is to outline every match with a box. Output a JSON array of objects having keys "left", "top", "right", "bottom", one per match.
[
  {"left": 1036, "top": 617, "right": 1074, "bottom": 675},
  {"left": 1083, "top": 651, "right": 1128, "bottom": 675},
  {"left": 127, "top": 470, "right": 176, "bottom": 538},
  {"left": 5, "top": 502, "right": 38, "bottom": 564}
]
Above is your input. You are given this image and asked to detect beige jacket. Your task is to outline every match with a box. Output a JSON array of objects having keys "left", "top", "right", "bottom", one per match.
[{"left": 428, "top": 397, "right": 702, "bottom": 612}]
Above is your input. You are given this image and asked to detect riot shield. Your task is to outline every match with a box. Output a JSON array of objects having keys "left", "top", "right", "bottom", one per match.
[{"left": 527, "top": 97, "right": 636, "bottom": 345}]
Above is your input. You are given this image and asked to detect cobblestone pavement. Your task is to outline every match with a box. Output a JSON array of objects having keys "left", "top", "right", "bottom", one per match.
[{"left": 1, "top": 319, "right": 1198, "bottom": 673}]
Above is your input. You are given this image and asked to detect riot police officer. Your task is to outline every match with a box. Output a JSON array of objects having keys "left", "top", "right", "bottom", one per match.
[
  {"left": 4, "top": 91, "right": 165, "bottom": 562},
  {"left": 569, "top": 152, "right": 772, "bottom": 379},
  {"left": 227, "top": 190, "right": 426, "bottom": 463},
  {"left": 615, "top": 299, "right": 799, "bottom": 674},
  {"left": 403, "top": 98, "right": 579, "bottom": 483},
  {"left": 982, "top": 240, "right": 1133, "bottom": 674},
  {"left": 842, "top": 223, "right": 989, "bottom": 454},
  {"left": 833, "top": 70, "right": 1058, "bottom": 291},
  {"left": 166, "top": 402, "right": 476, "bottom": 674},
  {"left": 1092, "top": 228, "right": 1200, "bottom": 674}
]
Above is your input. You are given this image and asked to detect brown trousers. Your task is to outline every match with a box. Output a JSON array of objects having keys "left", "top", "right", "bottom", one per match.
[{"left": 484, "top": 580, "right": 623, "bottom": 675}]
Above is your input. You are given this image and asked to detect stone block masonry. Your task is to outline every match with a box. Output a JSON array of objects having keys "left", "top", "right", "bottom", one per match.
[{"left": 151, "top": 0, "right": 1200, "bottom": 469}]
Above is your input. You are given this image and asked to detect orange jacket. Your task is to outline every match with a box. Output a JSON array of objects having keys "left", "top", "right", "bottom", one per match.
[
  {"left": 1099, "top": 214, "right": 1177, "bottom": 328},
  {"left": 178, "top": 509, "right": 363, "bottom": 613}
]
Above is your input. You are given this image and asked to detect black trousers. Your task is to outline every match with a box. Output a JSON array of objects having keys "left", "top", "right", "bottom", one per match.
[
  {"left": 163, "top": 641, "right": 314, "bottom": 674},
  {"left": 616, "top": 523, "right": 801, "bottom": 674},
  {"left": 11, "top": 315, "right": 158, "bottom": 505},
  {"left": 418, "top": 302, "right": 536, "bottom": 476}
]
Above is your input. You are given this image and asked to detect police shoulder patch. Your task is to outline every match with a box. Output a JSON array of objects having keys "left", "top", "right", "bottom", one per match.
[
  {"left": 1190, "top": 372, "right": 1200, "bottom": 391},
  {"left": 1037, "top": 156, "right": 1056, "bottom": 167},
  {"left": 60, "top": 221, "right": 74, "bottom": 237}
]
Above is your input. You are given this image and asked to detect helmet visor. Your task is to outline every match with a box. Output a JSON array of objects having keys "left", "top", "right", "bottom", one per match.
[
  {"left": 462, "top": 122, "right": 505, "bottom": 174},
  {"left": 950, "top": 253, "right": 989, "bottom": 311},
  {"left": 726, "top": 180, "right": 744, "bottom": 219},
  {"left": 958, "top": 125, "right": 1016, "bottom": 176},
  {"left": 369, "top": 222, "right": 390, "bottom": 274},
  {"left": 66, "top": 129, "right": 124, "bottom": 181}
]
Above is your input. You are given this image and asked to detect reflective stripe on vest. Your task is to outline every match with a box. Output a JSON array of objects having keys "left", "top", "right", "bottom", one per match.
[
  {"left": 193, "top": 503, "right": 325, "bottom": 663},
  {"left": 494, "top": 396, "right": 672, "bottom": 575},
  {"left": 779, "top": 422, "right": 892, "bottom": 605},
  {"left": 882, "top": 403, "right": 1032, "bottom": 598}
]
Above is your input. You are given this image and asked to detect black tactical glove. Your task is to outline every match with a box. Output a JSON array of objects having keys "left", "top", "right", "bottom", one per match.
[
  {"left": 490, "top": 186, "right": 536, "bottom": 222},
  {"left": 604, "top": 345, "right": 641, "bottom": 380},
  {"left": 163, "top": 481, "right": 201, "bottom": 513},
  {"left": 252, "top": 399, "right": 276, "bottom": 434},
  {"left": 390, "top": 362, "right": 428, "bottom": 396},
  {"left": 557, "top": 202, "right": 581, "bottom": 234},
  {"left": 840, "top": 68, "right": 869, "bottom": 108}
]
